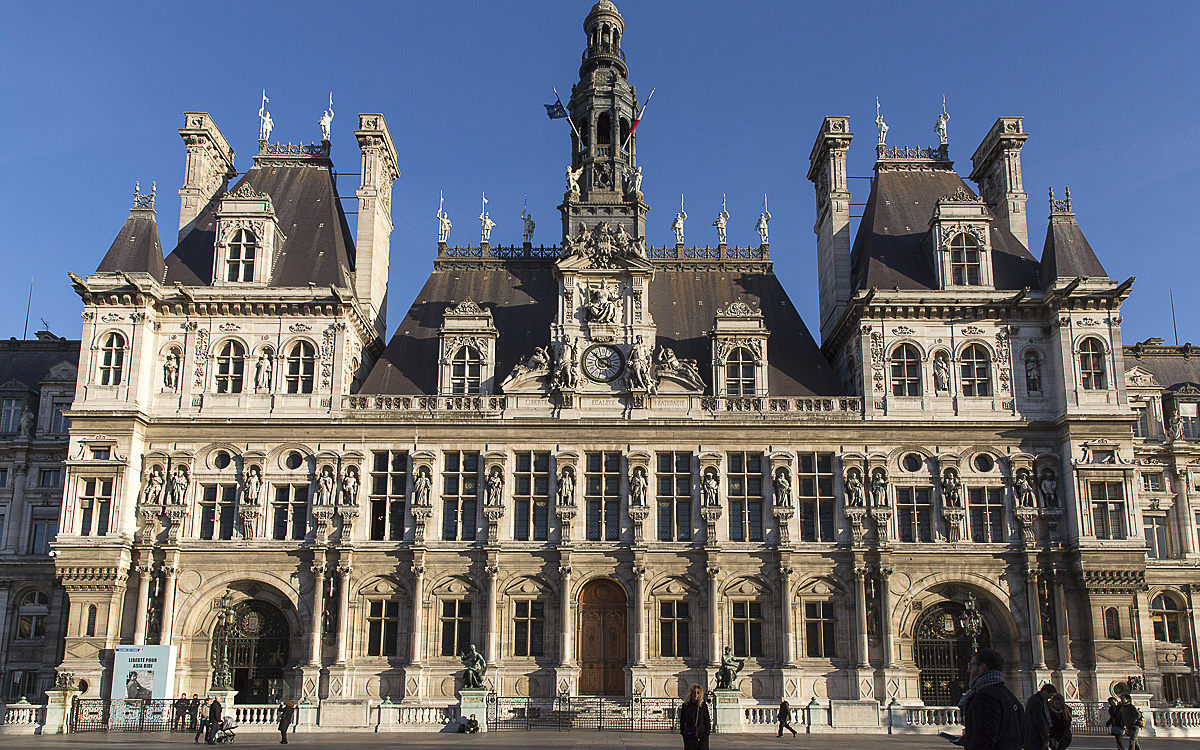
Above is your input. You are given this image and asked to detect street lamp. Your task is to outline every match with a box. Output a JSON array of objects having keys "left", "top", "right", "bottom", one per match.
[
  {"left": 959, "top": 593, "right": 984, "bottom": 654},
  {"left": 212, "top": 590, "right": 235, "bottom": 691}
]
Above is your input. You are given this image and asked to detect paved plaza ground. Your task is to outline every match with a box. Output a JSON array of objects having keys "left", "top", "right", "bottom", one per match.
[{"left": 7, "top": 732, "right": 1198, "bottom": 749}]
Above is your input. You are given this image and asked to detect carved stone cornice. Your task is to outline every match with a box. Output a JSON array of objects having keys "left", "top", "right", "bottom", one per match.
[
  {"left": 1079, "top": 569, "right": 1146, "bottom": 595},
  {"left": 58, "top": 566, "right": 128, "bottom": 590}
]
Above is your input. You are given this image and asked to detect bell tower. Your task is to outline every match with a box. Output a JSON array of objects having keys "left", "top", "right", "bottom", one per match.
[{"left": 560, "top": 0, "right": 649, "bottom": 243}]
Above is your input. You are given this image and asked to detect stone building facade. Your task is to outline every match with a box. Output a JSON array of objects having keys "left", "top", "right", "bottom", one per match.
[{"left": 1, "top": 0, "right": 1195, "bottom": 716}]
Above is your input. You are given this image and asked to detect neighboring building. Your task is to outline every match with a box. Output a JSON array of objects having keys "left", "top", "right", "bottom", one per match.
[{"left": 1, "top": 0, "right": 1194, "bottom": 720}]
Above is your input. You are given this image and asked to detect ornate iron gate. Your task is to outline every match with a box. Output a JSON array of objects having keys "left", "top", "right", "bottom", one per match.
[
  {"left": 70, "top": 698, "right": 175, "bottom": 732},
  {"left": 915, "top": 600, "right": 991, "bottom": 706},
  {"left": 487, "top": 694, "right": 704, "bottom": 731}
]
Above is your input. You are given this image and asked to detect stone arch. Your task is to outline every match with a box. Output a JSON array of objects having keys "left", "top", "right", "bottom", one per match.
[
  {"left": 176, "top": 572, "right": 303, "bottom": 640},
  {"left": 894, "top": 573, "right": 1021, "bottom": 656},
  {"left": 570, "top": 574, "right": 629, "bottom": 603}
]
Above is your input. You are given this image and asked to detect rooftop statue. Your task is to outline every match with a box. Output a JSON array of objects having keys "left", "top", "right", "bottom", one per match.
[
  {"left": 713, "top": 195, "right": 729, "bottom": 245},
  {"left": 259, "top": 90, "right": 274, "bottom": 141},
  {"left": 755, "top": 195, "right": 771, "bottom": 245},
  {"left": 437, "top": 191, "right": 452, "bottom": 243},
  {"left": 671, "top": 195, "right": 687, "bottom": 244},
  {"left": 522, "top": 196, "right": 535, "bottom": 243},
  {"left": 875, "top": 97, "right": 887, "bottom": 146},
  {"left": 934, "top": 96, "right": 950, "bottom": 146},
  {"left": 566, "top": 165, "right": 582, "bottom": 195},
  {"left": 319, "top": 92, "right": 334, "bottom": 141},
  {"left": 479, "top": 193, "right": 495, "bottom": 243}
]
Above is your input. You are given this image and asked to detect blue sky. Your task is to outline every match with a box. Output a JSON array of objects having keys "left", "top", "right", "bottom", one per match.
[{"left": 3, "top": 1, "right": 1198, "bottom": 347}]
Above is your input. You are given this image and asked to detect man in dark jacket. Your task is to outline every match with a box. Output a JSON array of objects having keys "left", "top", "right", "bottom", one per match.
[
  {"left": 1116, "top": 694, "right": 1142, "bottom": 750},
  {"left": 206, "top": 697, "right": 222, "bottom": 745},
  {"left": 960, "top": 649, "right": 1024, "bottom": 750},
  {"left": 1024, "top": 683, "right": 1057, "bottom": 750}
]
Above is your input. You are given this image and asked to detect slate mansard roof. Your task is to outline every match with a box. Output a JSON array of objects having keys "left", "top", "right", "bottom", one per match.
[
  {"left": 0, "top": 337, "right": 80, "bottom": 394},
  {"left": 361, "top": 260, "right": 843, "bottom": 397}
]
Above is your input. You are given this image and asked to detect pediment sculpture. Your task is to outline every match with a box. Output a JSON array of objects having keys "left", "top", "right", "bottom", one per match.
[{"left": 560, "top": 221, "right": 646, "bottom": 267}]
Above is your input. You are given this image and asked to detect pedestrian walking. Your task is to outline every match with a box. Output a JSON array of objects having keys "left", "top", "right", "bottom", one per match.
[
  {"left": 1115, "top": 694, "right": 1143, "bottom": 750},
  {"left": 194, "top": 698, "right": 210, "bottom": 744},
  {"left": 277, "top": 700, "right": 295, "bottom": 744},
  {"left": 206, "top": 696, "right": 222, "bottom": 744},
  {"left": 679, "top": 684, "right": 711, "bottom": 750},
  {"left": 1048, "top": 693, "right": 1072, "bottom": 750},
  {"left": 1105, "top": 697, "right": 1122, "bottom": 747},
  {"left": 1024, "top": 683, "right": 1057, "bottom": 750},
  {"left": 777, "top": 698, "right": 797, "bottom": 737},
  {"left": 959, "top": 649, "right": 1024, "bottom": 750},
  {"left": 188, "top": 693, "right": 200, "bottom": 731}
]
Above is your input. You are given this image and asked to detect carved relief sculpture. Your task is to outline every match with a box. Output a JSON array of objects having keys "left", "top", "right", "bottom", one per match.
[{"left": 584, "top": 283, "right": 621, "bottom": 324}]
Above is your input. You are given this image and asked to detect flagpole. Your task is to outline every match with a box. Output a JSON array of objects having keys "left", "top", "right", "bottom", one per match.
[
  {"left": 553, "top": 87, "right": 585, "bottom": 152},
  {"left": 621, "top": 87, "right": 654, "bottom": 152}
]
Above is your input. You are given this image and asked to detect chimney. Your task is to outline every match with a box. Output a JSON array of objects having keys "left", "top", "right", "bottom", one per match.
[
  {"left": 807, "top": 116, "right": 854, "bottom": 343},
  {"left": 354, "top": 114, "right": 401, "bottom": 339},
  {"left": 177, "top": 113, "right": 237, "bottom": 242},
  {"left": 969, "top": 117, "right": 1029, "bottom": 249}
]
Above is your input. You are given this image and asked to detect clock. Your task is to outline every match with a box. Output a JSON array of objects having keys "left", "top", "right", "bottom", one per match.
[{"left": 582, "top": 344, "right": 626, "bottom": 383}]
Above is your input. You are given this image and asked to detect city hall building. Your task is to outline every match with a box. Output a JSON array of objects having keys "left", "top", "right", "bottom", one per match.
[{"left": 1, "top": 0, "right": 1197, "bottom": 726}]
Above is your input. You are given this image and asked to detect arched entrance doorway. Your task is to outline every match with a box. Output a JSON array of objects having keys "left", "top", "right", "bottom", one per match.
[
  {"left": 578, "top": 579, "right": 627, "bottom": 695},
  {"left": 914, "top": 599, "right": 991, "bottom": 706},
  {"left": 211, "top": 600, "right": 291, "bottom": 704}
]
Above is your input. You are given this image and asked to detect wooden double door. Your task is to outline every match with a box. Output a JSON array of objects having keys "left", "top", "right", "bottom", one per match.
[{"left": 578, "top": 579, "right": 627, "bottom": 695}]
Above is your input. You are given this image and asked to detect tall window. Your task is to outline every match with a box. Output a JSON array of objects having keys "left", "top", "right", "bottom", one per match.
[
  {"left": 891, "top": 345, "right": 922, "bottom": 397},
  {"left": 38, "top": 468, "right": 61, "bottom": 487},
  {"left": 99, "top": 332, "right": 125, "bottom": 385},
  {"left": 27, "top": 517, "right": 55, "bottom": 555},
  {"left": 656, "top": 452, "right": 692, "bottom": 542},
  {"left": 1144, "top": 516, "right": 1172, "bottom": 559},
  {"left": 1077, "top": 338, "right": 1107, "bottom": 390},
  {"left": 727, "top": 452, "right": 764, "bottom": 542},
  {"left": 215, "top": 341, "right": 245, "bottom": 393},
  {"left": 1164, "top": 674, "right": 1194, "bottom": 705},
  {"left": 949, "top": 232, "right": 982, "bottom": 285},
  {"left": 1151, "top": 594, "right": 1186, "bottom": 643},
  {"left": 15, "top": 590, "right": 48, "bottom": 639},
  {"left": 797, "top": 452, "right": 836, "bottom": 542},
  {"left": 200, "top": 484, "right": 238, "bottom": 540},
  {"left": 0, "top": 399, "right": 21, "bottom": 433},
  {"left": 369, "top": 451, "right": 408, "bottom": 541},
  {"left": 285, "top": 341, "right": 315, "bottom": 394},
  {"left": 226, "top": 229, "right": 256, "bottom": 282},
  {"left": 271, "top": 484, "right": 309, "bottom": 540},
  {"left": 1104, "top": 607, "right": 1122, "bottom": 639},
  {"left": 968, "top": 487, "right": 1006, "bottom": 542},
  {"left": 1090, "top": 481, "right": 1126, "bottom": 540},
  {"left": 78, "top": 478, "right": 113, "bottom": 536},
  {"left": 805, "top": 601, "right": 837, "bottom": 658},
  {"left": 85, "top": 604, "right": 97, "bottom": 637},
  {"left": 731, "top": 601, "right": 764, "bottom": 658},
  {"left": 50, "top": 400, "right": 70, "bottom": 434},
  {"left": 659, "top": 600, "right": 691, "bottom": 657},
  {"left": 1177, "top": 403, "right": 1199, "bottom": 439},
  {"left": 366, "top": 600, "right": 399, "bottom": 657},
  {"left": 449, "top": 346, "right": 483, "bottom": 395},
  {"left": 896, "top": 487, "right": 933, "bottom": 542},
  {"left": 1132, "top": 406, "right": 1150, "bottom": 438},
  {"left": 513, "top": 452, "right": 550, "bottom": 541},
  {"left": 513, "top": 601, "right": 545, "bottom": 657},
  {"left": 584, "top": 452, "right": 620, "bottom": 542},
  {"left": 959, "top": 345, "right": 991, "bottom": 397},
  {"left": 440, "top": 600, "right": 472, "bottom": 656},
  {"left": 725, "top": 348, "right": 756, "bottom": 397},
  {"left": 442, "top": 451, "right": 479, "bottom": 541}
]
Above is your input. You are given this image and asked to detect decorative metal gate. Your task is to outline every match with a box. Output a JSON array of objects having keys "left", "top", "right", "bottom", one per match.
[
  {"left": 70, "top": 698, "right": 175, "bottom": 732},
  {"left": 914, "top": 599, "right": 991, "bottom": 706},
  {"left": 487, "top": 693, "right": 712, "bottom": 731},
  {"left": 212, "top": 599, "right": 290, "bottom": 704}
]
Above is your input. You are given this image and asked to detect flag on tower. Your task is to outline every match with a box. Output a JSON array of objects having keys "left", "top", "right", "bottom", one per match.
[
  {"left": 544, "top": 100, "right": 568, "bottom": 119},
  {"left": 628, "top": 87, "right": 655, "bottom": 135}
]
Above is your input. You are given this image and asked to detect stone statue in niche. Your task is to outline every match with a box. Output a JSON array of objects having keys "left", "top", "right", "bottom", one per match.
[
  {"left": 169, "top": 465, "right": 189, "bottom": 505},
  {"left": 243, "top": 466, "right": 261, "bottom": 504},
  {"left": 142, "top": 466, "right": 165, "bottom": 504},
  {"left": 584, "top": 284, "right": 621, "bottom": 324},
  {"left": 1014, "top": 469, "right": 1036, "bottom": 508},
  {"left": 553, "top": 338, "right": 579, "bottom": 390},
  {"left": 315, "top": 466, "right": 335, "bottom": 506},
  {"left": 773, "top": 467, "right": 792, "bottom": 507},
  {"left": 627, "top": 336, "right": 653, "bottom": 391},
  {"left": 1025, "top": 352, "right": 1042, "bottom": 394},
  {"left": 341, "top": 467, "right": 359, "bottom": 506},
  {"left": 413, "top": 467, "right": 432, "bottom": 507},
  {"left": 1039, "top": 470, "right": 1058, "bottom": 508},
  {"left": 933, "top": 352, "right": 950, "bottom": 393},
  {"left": 630, "top": 467, "right": 648, "bottom": 507},
  {"left": 163, "top": 350, "right": 180, "bottom": 390},
  {"left": 702, "top": 469, "right": 720, "bottom": 507},
  {"left": 557, "top": 466, "right": 575, "bottom": 506},
  {"left": 870, "top": 467, "right": 889, "bottom": 507},
  {"left": 18, "top": 407, "right": 34, "bottom": 437},
  {"left": 941, "top": 468, "right": 962, "bottom": 507},
  {"left": 845, "top": 468, "right": 865, "bottom": 507},
  {"left": 255, "top": 351, "right": 273, "bottom": 392},
  {"left": 485, "top": 467, "right": 504, "bottom": 506}
]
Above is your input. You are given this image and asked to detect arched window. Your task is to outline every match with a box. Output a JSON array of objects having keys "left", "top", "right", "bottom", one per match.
[
  {"left": 949, "top": 233, "right": 982, "bottom": 286},
  {"left": 284, "top": 341, "right": 315, "bottom": 394},
  {"left": 1103, "top": 607, "right": 1122, "bottom": 640},
  {"left": 15, "top": 590, "right": 48, "bottom": 639},
  {"left": 725, "top": 348, "right": 756, "bottom": 397},
  {"left": 99, "top": 332, "right": 125, "bottom": 385},
  {"left": 891, "top": 344, "right": 922, "bottom": 397},
  {"left": 226, "top": 229, "right": 256, "bottom": 282},
  {"left": 596, "top": 112, "right": 612, "bottom": 146},
  {"left": 85, "top": 604, "right": 98, "bottom": 637},
  {"left": 960, "top": 344, "right": 991, "bottom": 397},
  {"left": 1152, "top": 594, "right": 1186, "bottom": 643},
  {"left": 449, "top": 346, "right": 482, "bottom": 395},
  {"left": 1080, "top": 338, "right": 1107, "bottom": 390},
  {"left": 215, "top": 340, "right": 245, "bottom": 394}
]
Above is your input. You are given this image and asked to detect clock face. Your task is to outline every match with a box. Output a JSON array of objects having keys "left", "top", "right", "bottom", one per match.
[{"left": 582, "top": 344, "right": 625, "bottom": 383}]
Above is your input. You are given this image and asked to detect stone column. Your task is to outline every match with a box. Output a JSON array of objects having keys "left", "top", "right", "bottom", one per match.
[
  {"left": 559, "top": 565, "right": 574, "bottom": 667},
  {"left": 854, "top": 566, "right": 870, "bottom": 669},
  {"left": 4, "top": 466, "right": 27, "bottom": 552},
  {"left": 132, "top": 562, "right": 153, "bottom": 645},
  {"left": 707, "top": 565, "right": 721, "bottom": 667},
  {"left": 1054, "top": 570, "right": 1071, "bottom": 669},
  {"left": 485, "top": 564, "right": 500, "bottom": 664},
  {"left": 0, "top": 582, "right": 11, "bottom": 652},
  {"left": 879, "top": 567, "right": 894, "bottom": 668},
  {"left": 309, "top": 562, "right": 326, "bottom": 666},
  {"left": 780, "top": 565, "right": 795, "bottom": 667},
  {"left": 632, "top": 565, "right": 646, "bottom": 667},
  {"left": 1026, "top": 568, "right": 1046, "bottom": 670},
  {"left": 410, "top": 563, "right": 425, "bottom": 666},
  {"left": 157, "top": 565, "right": 178, "bottom": 646},
  {"left": 335, "top": 564, "right": 353, "bottom": 663}
]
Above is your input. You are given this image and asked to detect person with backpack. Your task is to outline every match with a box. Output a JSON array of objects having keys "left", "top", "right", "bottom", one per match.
[
  {"left": 1115, "top": 694, "right": 1143, "bottom": 750},
  {"left": 959, "top": 649, "right": 1025, "bottom": 750}
]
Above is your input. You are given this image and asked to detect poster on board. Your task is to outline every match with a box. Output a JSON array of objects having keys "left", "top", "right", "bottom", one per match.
[{"left": 112, "top": 645, "right": 176, "bottom": 700}]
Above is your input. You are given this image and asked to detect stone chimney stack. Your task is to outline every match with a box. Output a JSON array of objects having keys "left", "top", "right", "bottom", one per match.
[
  {"left": 177, "top": 112, "right": 237, "bottom": 242},
  {"left": 354, "top": 114, "right": 400, "bottom": 339},
  {"left": 969, "top": 117, "right": 1029, "bottom": 249},
  {"left": 807, "top": 116, "right": 854, "bottom": 344}
]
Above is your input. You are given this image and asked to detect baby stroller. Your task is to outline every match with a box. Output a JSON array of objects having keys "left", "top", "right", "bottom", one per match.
[{"left": 214, "top": 715, "right": 238, "bottom": 744}]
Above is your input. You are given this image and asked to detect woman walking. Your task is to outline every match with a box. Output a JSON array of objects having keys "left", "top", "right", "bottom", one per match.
[
  {"left": 1047, "top": 693, "right": 1072, "bottom": 749},
  {"left": 277, "top": 700, "right": 295, "bottom": 744},
  {"left": 777, "top": 699, "right": 797, "bottom": 737},
  {"left": 679, "top": 684, "right": 711, "bottom": 750},
  {"left": 193, "top": 698, "right": 210, "bottom": 744}
]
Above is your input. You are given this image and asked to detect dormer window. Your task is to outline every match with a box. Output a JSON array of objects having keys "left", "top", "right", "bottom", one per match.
[
  {"left": 450, "top": 346, "right": 482, "bottom": 395},
  {"left": 215, "top": 340, "right": 246, "bottom": 393},
  {"left": 99, "top": 332, "right": 125, "bottom": 385},
  {"left": 725, "top": 348, "right": 757, "bottom": 397},
  {"left": 226, "top": 229, "right": 256, "bottom": 282},
  {"left": 285, "top": 341, "right": 315, "bottom": 394},
  {"left": 949, "top": 233, "right": 982, "bottom": 286},
  {"left": 1079, "top": 338, "right": 1107, "bottom": 390}
]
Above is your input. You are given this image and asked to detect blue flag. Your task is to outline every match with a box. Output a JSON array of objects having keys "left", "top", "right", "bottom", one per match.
[{"left": 544, "top": 101, "right": 568, "bottom": 119}]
